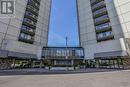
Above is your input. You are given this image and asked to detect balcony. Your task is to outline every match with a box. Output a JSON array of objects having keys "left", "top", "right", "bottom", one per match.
[
  {"left": 26, "top": 6, "right": 38, "bottom": 16},
  {"left": 97, "top": 34, "right": 114, "bottom": 42},
  {"left": 95, "top": 26, "right": 112, "bottom": 33},
  {"left": 28, "top": 1, "right": 40, "bottom": 10},
  {"left": 33, "top": 0, "right": 40, "bottom": 5},
  {"left": 19, "top": 37, "right": 34, "bottom": 44},
  {"left": 22, "top": 20, "right": 36, "bottom": 29},
  {"left": 93, "top": 11, "right": 108, "bottom": 18},
  {"left": 91, "top": 0, "right": 104, "bottom": 6},
  {"left": 21, "top": 29, "right": 35, "bottom": 36},
  {"left": 24, "top": 13, "right": 37, "bottom": 22},
  {"left": 92, "top": 4, "right": 106, "bottom": 12},
  {"left": 95, "top": 18, "right": 110, "bottom": 26}
]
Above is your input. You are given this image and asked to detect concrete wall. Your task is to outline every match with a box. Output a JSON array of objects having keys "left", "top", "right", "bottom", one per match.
[
  {"left": 77, "top": 0, "right": 130, "bottom": 59},
  {"left": 0, "top": 0, "right": 51, "bottom": 58},
  {"left": 106, "top": 0, "right": 130, "bottom": 39}
]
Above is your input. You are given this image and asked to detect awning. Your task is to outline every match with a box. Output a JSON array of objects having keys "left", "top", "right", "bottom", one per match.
[
  {"left": 94, "top": 51, "right": 128, "bottom": 59},
  {"left": 0, "top": 49, "right": 37, "bottom": 59},
  {"left": 8, "top": 51, "right": 37, "bottom": 59},
  {"left": 0, "top": 49, "right": 8, "bottom": 58}
]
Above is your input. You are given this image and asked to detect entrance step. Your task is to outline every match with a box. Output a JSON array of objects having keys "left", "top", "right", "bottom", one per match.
[{"left": 50, "top": 67, "right": 74, "bottom": 71}]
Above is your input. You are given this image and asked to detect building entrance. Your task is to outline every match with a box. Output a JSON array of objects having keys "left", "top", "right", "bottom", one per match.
[{"left": 42, "top": 47, "right": 84, "bottom": 69}]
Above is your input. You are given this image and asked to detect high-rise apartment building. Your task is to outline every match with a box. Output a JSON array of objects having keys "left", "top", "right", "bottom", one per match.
[
  {"left": 0, "top": 0, "right": 51, "bottom": 69},
  {"left": 77, "top": 0, "right": 130, "bottom": 59}
]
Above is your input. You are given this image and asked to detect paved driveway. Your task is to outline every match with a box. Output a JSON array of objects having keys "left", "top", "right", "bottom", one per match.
[{"left": 0, "top": 69, "right": 130, "bottom": 87}]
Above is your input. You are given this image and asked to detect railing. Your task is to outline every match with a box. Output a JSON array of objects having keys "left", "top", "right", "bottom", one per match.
[{"left": 19, "top": 37, "right": 34, "bottom": 44}]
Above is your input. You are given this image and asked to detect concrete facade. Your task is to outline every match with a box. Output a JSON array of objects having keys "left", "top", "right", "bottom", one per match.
[
  {"left": 0, "top": 0, "right": 51, "bottom": 59},
  {"left": 77, "top": 0, "right": 130, "bottom": 59}
]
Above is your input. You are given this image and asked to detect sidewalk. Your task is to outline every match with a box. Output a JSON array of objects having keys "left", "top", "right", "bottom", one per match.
[{"left": 0, "top": 68, "right": 123, "bottom": 76}]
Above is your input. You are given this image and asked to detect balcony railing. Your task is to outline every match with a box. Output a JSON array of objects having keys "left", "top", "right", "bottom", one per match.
[
  {"left": 21, "top": 29, "right": 35, "bottom": 36},
  {"left": 33, "top": 0, "right": 40, "bottom": 5},
  {"left": 95, "top": 18, "right": 110, "bottom": 26},
  {"left": 95, "top": 26, "right": 112, "bottom": 33},
  {"left": 92, "top": 4, "right": 106, "bottom": 12},
  {"left": 25, "top": 13, "right": 37, "bottom": 22},
  {"left": 93, "top": 10, "right": 108, "bottom": 18},
  {"left": 19, "top": 37, "right": 34, "bottom": 44},
  {"left": 91, "top": 1, "right": 105, "bottom": 9},
  {"left": 22, "top": 21, "right": 36, "bottom": 29},
  {"left": 28, "top": 1, "right": 40, "bottom": 10},
  {"left": 91, "top": 0, "right": 104, "bottom": 6},
  {"left": 97, "top": 34, "right": 114, "bottom": 42},
  {"left": 26, "top": 6, "right": 38, "bottom": 16}
]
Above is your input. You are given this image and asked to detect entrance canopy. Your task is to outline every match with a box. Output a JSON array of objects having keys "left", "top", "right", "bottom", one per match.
[
  {"left": 0, "top": 49, "right": 37, "bottom": 59},
  {"left": 42, "top": 47, "right": 84, "bottom": 59},
  {"left": 94, "top": 51, "right": 128, "bottom": 59},
  {"left": 8, "top": 51, "right": 37, "bottom": 59}
]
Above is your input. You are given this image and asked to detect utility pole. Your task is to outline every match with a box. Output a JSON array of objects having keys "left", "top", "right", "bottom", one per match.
[
  {"left": 66, "top": 37, "right": 68, "bottom": 47},
  {"left": 65, "top": 36, "right": 68, "bottom": 70}
]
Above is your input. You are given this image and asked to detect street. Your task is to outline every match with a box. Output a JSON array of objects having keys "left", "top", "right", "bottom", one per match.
[{"left": 0, "top": 69, "right": 130, "bottom": 87}]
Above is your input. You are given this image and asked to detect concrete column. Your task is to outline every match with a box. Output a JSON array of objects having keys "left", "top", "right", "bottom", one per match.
[
  {"left": 32, "top": 61, "right": 35, "bottom": 68},
  {"left": 54, "top": 60, "right": 57, "bottom": 65},
  {"left": 12, "top": 58, "right": 15, "bottom": 69},
  {"left": 40, "top": 61, "right": 42, "bottom": 68},
  {"left": 109, "top": 60, "right": 111, "bottom": 69},
  {"left": 71, "top": 60, "right": 74, "bottom": 66}
]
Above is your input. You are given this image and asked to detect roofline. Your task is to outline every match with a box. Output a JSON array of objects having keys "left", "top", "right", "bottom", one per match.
[{"left": 43, "top": 46, "right": 83, "bottom": 48}]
